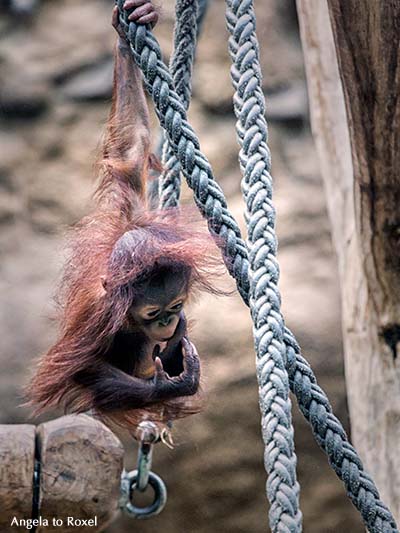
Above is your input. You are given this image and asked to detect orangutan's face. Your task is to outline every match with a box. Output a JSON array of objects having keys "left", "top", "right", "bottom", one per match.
[{"left": 129, "top": 272, "right": 188, "bottom": 342}]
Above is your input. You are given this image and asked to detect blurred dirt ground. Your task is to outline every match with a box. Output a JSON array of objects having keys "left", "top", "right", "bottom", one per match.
[{"left": 0, "top": 0, "right": 364, "bottom": 531}]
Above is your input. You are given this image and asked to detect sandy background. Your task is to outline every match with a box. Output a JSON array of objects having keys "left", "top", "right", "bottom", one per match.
[{"left": 0, "top": 0, "right": 363, "bottom": 531}]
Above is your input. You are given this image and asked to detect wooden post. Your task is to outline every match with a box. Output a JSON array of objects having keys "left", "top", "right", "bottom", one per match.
[{"left": 296, "top": 0, "right": 400, "bottom": 521}]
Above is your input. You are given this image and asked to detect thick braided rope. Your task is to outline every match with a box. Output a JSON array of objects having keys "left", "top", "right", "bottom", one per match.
[
  {"left": 225, "top": 0, "right": 398, "bottom": 531},
  {"left": 116, "top": 0, "right": 250, "bottom": 304},
  {"left": 117, "top": 2, "right": 299, "bottom": 525},
  {"left": 154, "top": 0, "right": 208, "bottom": 170},
  {"left": 285, "top": 334, "right": 398, "bottom": 532},
  {"left": 225, "top": 1, "right": 302, "bottom": 530},
  {"left": 159, "top": 0, "right": 200, "bottom": 208},
  {"left": 116, "top": 4, "right": 399, "bottom": 531}
]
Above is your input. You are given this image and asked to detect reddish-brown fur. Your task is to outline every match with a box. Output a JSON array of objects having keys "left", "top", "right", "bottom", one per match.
[{"left": 25, "top": 30, "right": 226, "bottom": 429}]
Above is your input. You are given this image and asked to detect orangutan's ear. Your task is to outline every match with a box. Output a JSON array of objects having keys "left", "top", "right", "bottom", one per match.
[{"left": 100, "top": 275, "right": 108, "bottom": 292}]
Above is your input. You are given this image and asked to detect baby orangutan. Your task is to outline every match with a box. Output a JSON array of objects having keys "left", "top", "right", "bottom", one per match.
[{"left": 26, "top": 1, "right": 224, "bottom": 428}]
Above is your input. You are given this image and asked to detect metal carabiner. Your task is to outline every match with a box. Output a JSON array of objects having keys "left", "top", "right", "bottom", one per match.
[{"left": 120, "top": 421, "right": 168, "bottom": 519}]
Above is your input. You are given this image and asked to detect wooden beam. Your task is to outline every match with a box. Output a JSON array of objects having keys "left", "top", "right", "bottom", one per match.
[
  {"left": 0, "top": 415, "right": 125, "bottom": 532},
  {"left": 297, "top": 0, "right": 400, "bottom": 521}
]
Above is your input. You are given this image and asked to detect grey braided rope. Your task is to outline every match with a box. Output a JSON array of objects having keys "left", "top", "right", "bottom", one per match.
[
  {"left": 159, "top": 0, "right": 200, "bottom": 208},
  {"left": 115, "top": 3, "right": 399, "bottom": 531},
  {"left": 116, "top": 0, "right": 250, "bottom": 304},
  {"left": 285, "top": 335, "right": 398, "bottom": 532},
  {"left": 225, "top": 1, "right": 398, "bottom": 531},
  {"left": 119, "top": 2, "right": 300, "bottom": 526},
  {"left": 225, "top": 0, "right": 302, "bottom": 529}
]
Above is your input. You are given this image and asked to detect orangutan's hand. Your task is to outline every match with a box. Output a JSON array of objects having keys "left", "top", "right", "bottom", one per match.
[
  {"left": 124, "top": 0, "right": 159, "bottom": 27},
  {"left": 153, "top": 338, "right": 200, "bottom": 399}
]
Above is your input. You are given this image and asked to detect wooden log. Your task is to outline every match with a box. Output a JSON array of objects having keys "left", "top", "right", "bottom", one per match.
[
  {"left": 296, "top": 0, "right": 400, "bottom": 522},
  {"left": 36, "top": 414, "right": 124, "bottom": 532},
  {"left": 0, "top": 416, "right": 126, "bottom": 531},
  {"left": 0, "top": 424, "right": 36, "bottom": 532}
]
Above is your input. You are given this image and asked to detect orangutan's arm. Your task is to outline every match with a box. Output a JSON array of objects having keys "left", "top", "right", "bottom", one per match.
[
  {"left": 102, "top": 36, "right": 151, "bottom": 166},
  {"left": 73, "top": 348, "right": 199, "bottom": 413}
]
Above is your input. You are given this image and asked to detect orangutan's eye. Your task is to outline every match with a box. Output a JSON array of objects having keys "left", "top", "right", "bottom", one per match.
[
  {"left": 145, "top": 308, "right": 161, "bottom": 319},
  {"left": 169, "top": 302, "right": 183, "bottom": 311}
]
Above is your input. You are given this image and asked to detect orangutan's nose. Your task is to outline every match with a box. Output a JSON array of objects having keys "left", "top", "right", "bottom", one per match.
[{"left": 158, "top": 315, "right": 172, "bottom": 327}]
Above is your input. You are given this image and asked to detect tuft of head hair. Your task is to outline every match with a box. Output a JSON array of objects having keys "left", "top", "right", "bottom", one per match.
[{"left": 25, "top": 204, "right": 227, "bottom": 422}]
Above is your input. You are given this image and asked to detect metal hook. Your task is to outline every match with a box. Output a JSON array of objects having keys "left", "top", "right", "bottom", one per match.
[{"left": 120, "top": 421, "right": 167, "bottom": 519}]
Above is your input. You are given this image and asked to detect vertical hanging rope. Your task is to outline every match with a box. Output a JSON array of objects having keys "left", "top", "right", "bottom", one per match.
[
  {"left": 159, "top": 0, "right": 205, "bottom": 208},
  {"left": 126, "top": 0, "right": 300, "bottom": 522},
  {"left": 116, "top": 3, "right": 399, "bottom": 531},
  {"left": 225, "top": 1, "right": 302, "bottom": 530},
  {"left": 120, "top": 14, "right": 251, "bottom": 302},
  {"left": 120, "top": 3, "right": 300, "bottom": 526},
  {"left": 225, "top": 1, "right": 397, "bottom": 531}
]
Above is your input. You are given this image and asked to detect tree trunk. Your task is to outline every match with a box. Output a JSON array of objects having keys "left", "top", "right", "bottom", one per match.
[{"left": 296, "top": 0, "right": 400, "bottom": 522}]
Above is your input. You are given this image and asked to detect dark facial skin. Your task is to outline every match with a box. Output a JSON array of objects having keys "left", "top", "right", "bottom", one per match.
[
  {"left": 130, "top": 273, "right": 188, "bottom": 342},
  {"left": 79, "top": 269, "right": 199, "bottom": 411}
]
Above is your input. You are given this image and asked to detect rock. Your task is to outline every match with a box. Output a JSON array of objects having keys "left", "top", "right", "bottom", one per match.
[
  {"left": 60, "top": 58, "right": 114, "bottom": 102},
  {"left": 0, "top": 133, "right": 30, "bottom": 221},
  {"left": 0, "top": 132, "right": 30, "bottom": 179},
  {"left": 0, "top": 2, "right": 11, "bottom": 16},
  {"left": 266, "top": 82, "right": 309, "bottom": 124},
  {"left": 0, "top": 77, "right": 49, "bottom": 119},
  {"left": 194, "top": 62, "right": 234, "bottom": 113},
  {"left": 0, "top": 95, "right": 47, "bottom": 119},
  {"left": 9, "top": 0, "right": 39, "bottom": 16},
  {"left": 0, "top": 192, "right": 21, "bottom": 223}
]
